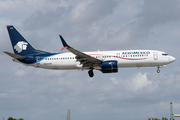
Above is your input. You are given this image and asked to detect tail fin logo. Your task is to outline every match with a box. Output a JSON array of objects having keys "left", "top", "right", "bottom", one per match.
[{"left": 14, "top": 41, "right": 28, "bottom": 53}]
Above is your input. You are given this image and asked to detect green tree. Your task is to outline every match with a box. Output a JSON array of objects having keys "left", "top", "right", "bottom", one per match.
[
  {"left": 7, "top": 117, "right": 14, "bottom": 120},
  {"left": 148, "top": 117, "right": 168, "bottom": 120},
  {"left": 162, "top": 117, "right": 168, "bottom": 120},
  {"left": 7, "top": 117, "right": 23, "bottom": 120},
  {"left": 147, "top": 118, "right": 161, "bottom": 120},
  {"left": 18, "top": 118, "right": 24, "bottom": 120}
]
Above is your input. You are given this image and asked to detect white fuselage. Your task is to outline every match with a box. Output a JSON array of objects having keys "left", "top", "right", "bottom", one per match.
[{"left": 18, "top": 50, "right": 175, "bottom": 70}]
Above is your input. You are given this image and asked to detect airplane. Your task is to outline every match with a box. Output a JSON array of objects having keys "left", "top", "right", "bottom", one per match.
[{"left": 4, "top": 25, "right": 176, "bottom": 77}]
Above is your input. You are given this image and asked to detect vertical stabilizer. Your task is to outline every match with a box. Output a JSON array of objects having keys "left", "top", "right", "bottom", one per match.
[{"left": 6, "top": 25, "right": 35, "bottom": 55}]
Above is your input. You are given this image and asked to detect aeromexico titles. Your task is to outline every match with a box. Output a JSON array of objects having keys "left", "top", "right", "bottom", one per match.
[{"left": 4, "top": 25, "right": 175, "bottom": 77}]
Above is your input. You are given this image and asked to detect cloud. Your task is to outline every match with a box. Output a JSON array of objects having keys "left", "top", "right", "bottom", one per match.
[
  {"left": 138, "top": 0, "right": 180, "bottom": 29},
  {"left": 127, "top": 72, "right": 152, "bottom": 91},
  {"left": 23, "top": 6, "right": 71, "bottom": 30},
  {"left": 14, "top": 70, "right": 27, "bottom": 77},
  {"left": 96, "top": 0, "right": 180, "bottom": 49},
  {"left": 110, "top": 77, "right": 118, "bottom": 84},
  {"left": 69, "top": 0, "right": 118, "bottom": 24}
]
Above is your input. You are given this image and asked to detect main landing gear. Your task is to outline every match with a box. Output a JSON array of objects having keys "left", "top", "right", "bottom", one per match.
[
  {"left": 88, "top": 68, "right": 94, "bottom": 77},
  {"left": 157, "top": 67, "right": 160, "bottom": 73}
]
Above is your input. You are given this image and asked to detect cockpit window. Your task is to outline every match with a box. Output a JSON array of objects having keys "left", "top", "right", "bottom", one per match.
[{"left": 162, "top": 53, "right": 169, "bottom": 56}]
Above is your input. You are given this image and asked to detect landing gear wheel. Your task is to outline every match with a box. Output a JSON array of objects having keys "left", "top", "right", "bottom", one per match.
[
  {"left": 157, "top": 69, "right": 160, "bottom": 73},
  {"left": 88, "top": 69, "right": 94, "bottom": 77},
  {"left": 157, "top": 67, "right": 160, "bottom": 73}
]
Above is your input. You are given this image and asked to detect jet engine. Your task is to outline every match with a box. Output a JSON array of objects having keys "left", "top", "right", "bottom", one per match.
[{"left": 101, "top": 60, "right": 118, "bottom": 73}]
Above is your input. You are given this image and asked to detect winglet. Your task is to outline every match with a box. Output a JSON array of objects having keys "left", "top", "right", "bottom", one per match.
[{"left": 59, "top": 35, "right": 69, "bottom": 51}]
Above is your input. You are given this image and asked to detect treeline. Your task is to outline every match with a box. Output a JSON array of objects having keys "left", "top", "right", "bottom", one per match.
[
  {"left": 7, "top": 117, "right": 24, "bottom": 120},
  {"left": 148, "top": 117, "right": 169, "bottom": 120}
]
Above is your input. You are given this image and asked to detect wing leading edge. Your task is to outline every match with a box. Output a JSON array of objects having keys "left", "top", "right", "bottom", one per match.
[{"left": 59, "top": 35, "right": 102, "bottom": 68}]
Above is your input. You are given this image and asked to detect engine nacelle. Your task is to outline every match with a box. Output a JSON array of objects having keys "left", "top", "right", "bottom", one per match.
[{"left": 101, "top": 60, "right": 118, "bottom": 73}]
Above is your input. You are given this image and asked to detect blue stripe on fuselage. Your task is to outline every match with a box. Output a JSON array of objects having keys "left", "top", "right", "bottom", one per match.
[{"left": 18, "top": 53, "right": 64, "bottom": 65}]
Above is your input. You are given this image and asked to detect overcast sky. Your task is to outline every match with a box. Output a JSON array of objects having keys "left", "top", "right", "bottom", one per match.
[{"left": 0, "top": 0, "right": 180, "bottom": 120}]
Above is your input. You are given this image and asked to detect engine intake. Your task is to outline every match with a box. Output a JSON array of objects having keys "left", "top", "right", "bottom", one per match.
[{"left": 101, "top": 60, "right": 118, "bottom": 73}]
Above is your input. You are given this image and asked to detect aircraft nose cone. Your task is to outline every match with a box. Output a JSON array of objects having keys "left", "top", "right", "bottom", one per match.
[{"left": 171, "top": 56, "right": 176, "bottom": 62}]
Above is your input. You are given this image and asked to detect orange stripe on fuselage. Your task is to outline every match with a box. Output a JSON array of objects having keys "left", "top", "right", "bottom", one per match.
[{"left": 88, "top": 54, "right": 147, "bottom": 60}]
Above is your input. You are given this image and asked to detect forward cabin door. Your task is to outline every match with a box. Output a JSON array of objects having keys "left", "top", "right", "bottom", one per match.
[{"left": 154, "top": 52, "right": 158, "bottom": 60}]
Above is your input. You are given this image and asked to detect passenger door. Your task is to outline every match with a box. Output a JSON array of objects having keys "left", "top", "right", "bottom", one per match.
[{"left": 154, "top": 52, "right": 158, "bottom": 60}]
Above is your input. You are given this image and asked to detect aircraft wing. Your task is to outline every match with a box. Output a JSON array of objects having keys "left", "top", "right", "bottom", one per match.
[
  {"left": 59, "top": 35, "right": 102, "bottom": 67},
  {"left": 4, "top": 51, "right": 26, "bottom": 59}
]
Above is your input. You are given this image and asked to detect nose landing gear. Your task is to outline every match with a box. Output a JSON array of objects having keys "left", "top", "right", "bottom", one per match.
[{"left": 157, "top": 67, "right": 160, "bottom": 73}]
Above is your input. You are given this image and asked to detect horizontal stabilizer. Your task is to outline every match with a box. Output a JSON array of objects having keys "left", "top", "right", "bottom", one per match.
[{"left": 3, "top": 51, "right": 26, "bottom": 59}]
